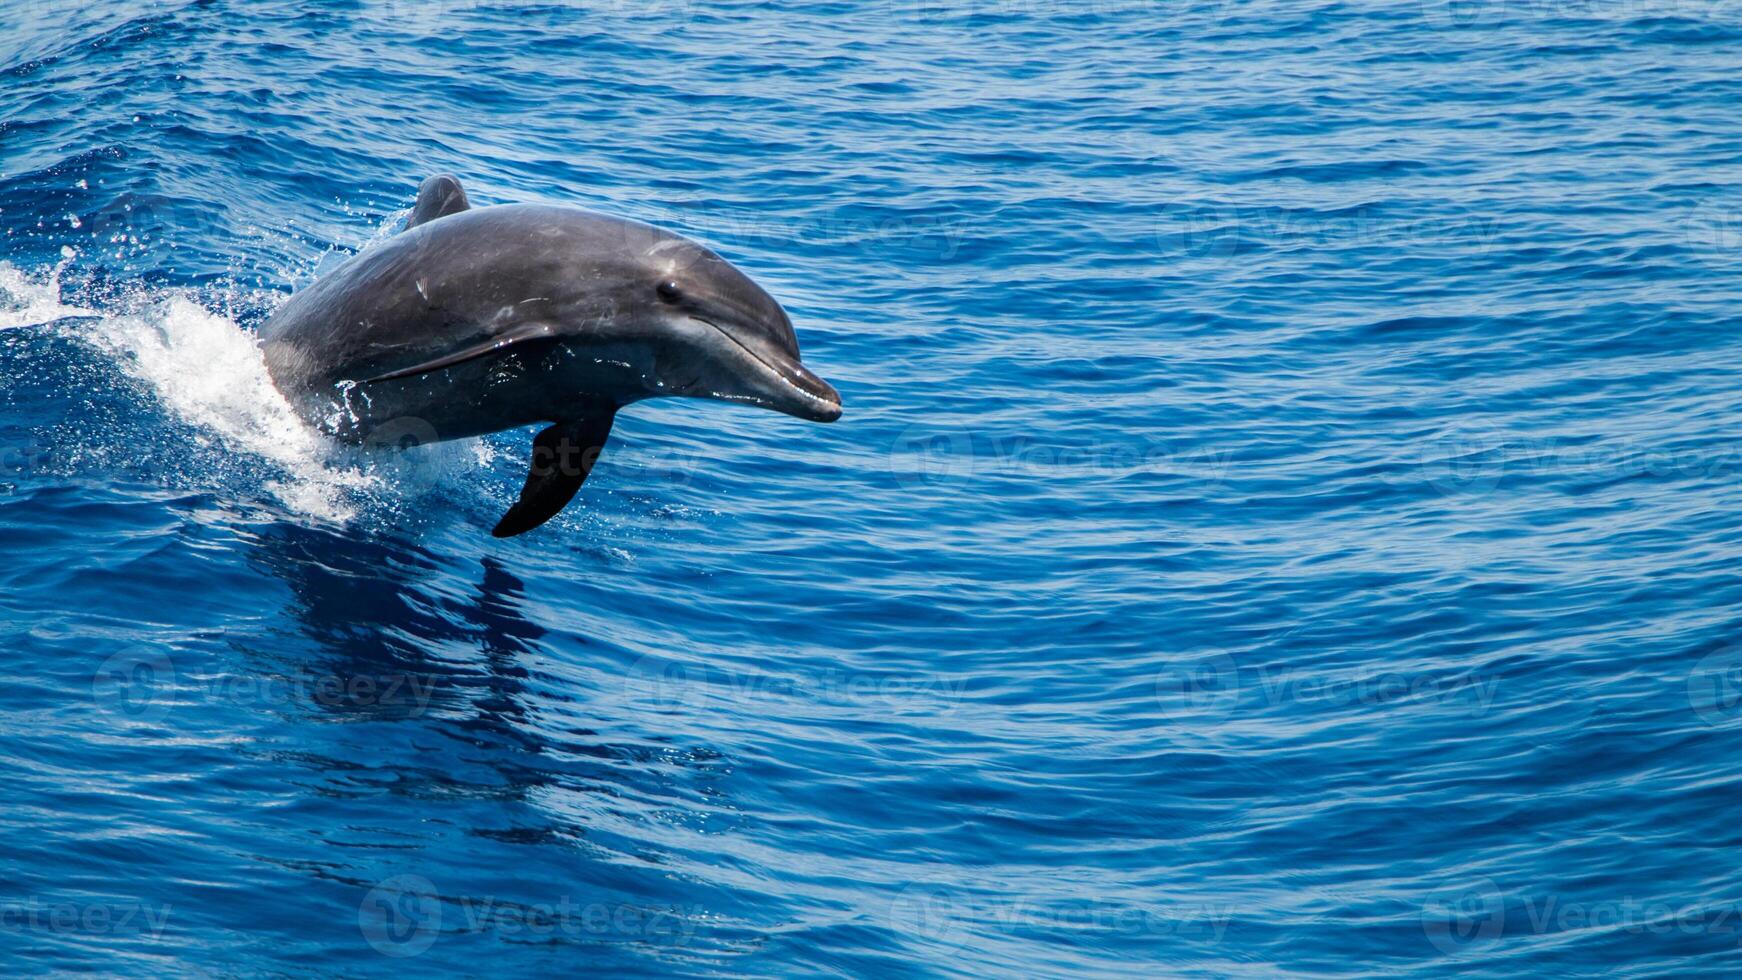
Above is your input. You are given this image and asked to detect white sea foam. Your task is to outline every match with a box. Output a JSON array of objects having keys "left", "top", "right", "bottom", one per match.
[
  {"left": 0, "top": 258, "right": 392, "bottom": 523},
  {"left": 94, "top": 294, "right": 383, "bottom": 522},
  {"left": 0, "top": 254, "right": 98, "bottom": 329}
]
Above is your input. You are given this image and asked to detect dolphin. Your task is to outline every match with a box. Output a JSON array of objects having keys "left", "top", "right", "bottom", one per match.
[{"left": 259, "top": 174, "right": 842, "bottom": 537}]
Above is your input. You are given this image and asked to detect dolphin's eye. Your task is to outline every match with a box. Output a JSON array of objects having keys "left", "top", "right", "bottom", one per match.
[{"left": 656, "top": 280, "right": 684, "bottom": 304}]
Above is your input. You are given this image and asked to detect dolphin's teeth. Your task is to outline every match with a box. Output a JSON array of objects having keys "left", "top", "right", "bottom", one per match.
[{"left": 712, "top": 391, "right": 768, "bottom": 407}]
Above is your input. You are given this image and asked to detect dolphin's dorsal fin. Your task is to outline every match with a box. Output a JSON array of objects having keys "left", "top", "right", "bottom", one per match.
[
  {"left": 493, "top": 410, "right": 617, "bottom": 537},
  {"left": 406, "top": 174, "right": 471, "bottom": 229}
]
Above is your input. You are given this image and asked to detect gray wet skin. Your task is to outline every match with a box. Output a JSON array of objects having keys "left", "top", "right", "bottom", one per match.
[{"left": 258, "top": 175, "right": 842, "bottom": 536}]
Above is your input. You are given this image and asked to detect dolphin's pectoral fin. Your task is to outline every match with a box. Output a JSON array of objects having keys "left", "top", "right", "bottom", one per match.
[
  {"left": 406, "top": 174, "right": 471, "bottom": 229},
  {"left": 492, "top": 411, "right": 617, "bottom": 538},
  {"left": 363, "top": 322, "right": 558, "bottom": 383}
]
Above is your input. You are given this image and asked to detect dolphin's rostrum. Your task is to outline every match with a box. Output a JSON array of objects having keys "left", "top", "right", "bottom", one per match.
[{"left": 259, "top": 174, "right": 842, "bottom": 536}]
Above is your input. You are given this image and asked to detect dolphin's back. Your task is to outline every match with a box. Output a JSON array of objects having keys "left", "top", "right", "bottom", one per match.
[{"left": 259, "top": 204, "right": 666, "bottom": 395}]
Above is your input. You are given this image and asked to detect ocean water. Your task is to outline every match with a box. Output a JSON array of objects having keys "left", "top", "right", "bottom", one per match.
[{"left": 4, "top": 0, "right": 1742, "bottom": 974}]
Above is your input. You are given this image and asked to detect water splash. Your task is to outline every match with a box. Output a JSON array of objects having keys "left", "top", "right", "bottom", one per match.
[
  {"left": 0, "top": 252, "right": 97, "bottom": 330},
  {"left": 0, "top": 257, "right": 384, "bottom": 522}
]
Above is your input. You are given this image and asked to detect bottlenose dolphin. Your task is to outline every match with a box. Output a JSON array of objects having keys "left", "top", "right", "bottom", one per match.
[{"left": 259, "top": 174, "right": 842, "bottom": 537}]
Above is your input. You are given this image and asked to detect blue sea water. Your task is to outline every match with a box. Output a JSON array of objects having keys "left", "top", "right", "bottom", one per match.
[{"left": 4, "top": 0, "right": 1742, "bottom": 974}]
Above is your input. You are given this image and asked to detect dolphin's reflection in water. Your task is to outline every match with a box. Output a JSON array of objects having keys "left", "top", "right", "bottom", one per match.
[
  {"left": 232, "top": 521, "right": 749, "bottom": 959},
  {"left": 242, "top": 521, "right": 549, "bottom": 749},
  {"left": 237, "top": 519, "right": 728, "bottom": 806},
  {"left": 456, "top": 557, "right": 545, "bottom": 744}
]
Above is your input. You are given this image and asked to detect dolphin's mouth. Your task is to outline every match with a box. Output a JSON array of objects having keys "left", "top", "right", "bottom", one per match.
[{"left": 692, "top": 316, "right": 842, "bottom": 423}]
